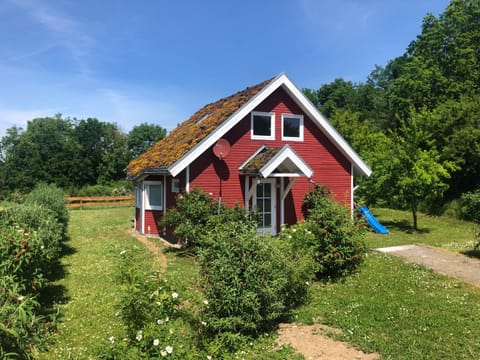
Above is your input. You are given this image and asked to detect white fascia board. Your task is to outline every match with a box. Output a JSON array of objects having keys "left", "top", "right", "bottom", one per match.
[
  {"left": 279, "top": 75, "right": 372, "bottom": 177},
  {"left": 168, "top": 74, "right": 288, "bottom": 177},
  {"left": 260, "top": 145, "right": 313, "bottom": 178}
]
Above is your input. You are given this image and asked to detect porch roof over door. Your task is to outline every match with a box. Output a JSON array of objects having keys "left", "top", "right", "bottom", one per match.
[{"left": 238, "top": 144, "right": 313, "bottom": 178}]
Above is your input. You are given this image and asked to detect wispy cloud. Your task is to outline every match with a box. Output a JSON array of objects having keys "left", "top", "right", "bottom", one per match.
[{"left": 7, "top": 0, "right": 95, "bottom": 73}]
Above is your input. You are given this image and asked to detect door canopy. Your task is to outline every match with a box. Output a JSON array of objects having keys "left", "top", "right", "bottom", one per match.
[{"left": 239, "top": 144, "right": 313, "bottom": 178}]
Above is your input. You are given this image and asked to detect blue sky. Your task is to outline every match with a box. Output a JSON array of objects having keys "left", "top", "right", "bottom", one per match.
[{"left": 0, "top": 0, "right": 450, "bottom": 138}]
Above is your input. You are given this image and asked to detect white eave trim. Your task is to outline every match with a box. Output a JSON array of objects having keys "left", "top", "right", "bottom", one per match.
[
  {"left": 260, "top": 145, "right": 313, "bottom": 178},
  {"left": 168, "top": 73, "right": 372, "bottom": 177}
]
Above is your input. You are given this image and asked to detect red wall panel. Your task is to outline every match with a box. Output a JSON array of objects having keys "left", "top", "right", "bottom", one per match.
[{"left": 189, "top": 87, "right": 352, "bottom": 234}]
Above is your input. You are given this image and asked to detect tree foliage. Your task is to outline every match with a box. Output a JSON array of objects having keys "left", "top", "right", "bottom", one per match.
[
  {"left": 304, "top": 0, "right": 480, "bottom": 212},
  {"left": 0, "top": 115, "right": 165, "bottom": 196}
]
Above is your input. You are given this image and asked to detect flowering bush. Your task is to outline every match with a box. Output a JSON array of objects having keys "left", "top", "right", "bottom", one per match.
[{"left": 98, "top": 250, "right": 200, "bottom": 359}]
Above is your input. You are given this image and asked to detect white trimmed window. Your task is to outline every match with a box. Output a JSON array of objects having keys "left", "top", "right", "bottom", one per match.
[
  {"left": 282, "top": 114, "right": 303, "bottom": 141},
  {"left": 251, "top": 111, "right": 275, "bottom": 140},
  {"left": 135, "top": 186, "right": 142, "bottom": 208},
  {"left": 145, "top": 181, "right": 163, "bottom": 210}
]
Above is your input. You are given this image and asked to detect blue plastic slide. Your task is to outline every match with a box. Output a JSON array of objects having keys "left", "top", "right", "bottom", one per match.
[{"left": 359, "top": 205, "right": 389, "bottom": 234}]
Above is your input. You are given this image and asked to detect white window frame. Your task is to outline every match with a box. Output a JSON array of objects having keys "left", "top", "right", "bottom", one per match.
[
  {"left": 171, "top": 178, "right": 180, "bottom": 193},
  {"left": 135, "top": 185, "right": 142, "bottom": 208},
  {"left": 144, "top": 181, "right": 163, "bottom": 211},
  {"left": 251, "top": 111, "right": 275, "bottom": 140},
  {"left": 281, "top": 114, "right": 304, "bottom": 141}
]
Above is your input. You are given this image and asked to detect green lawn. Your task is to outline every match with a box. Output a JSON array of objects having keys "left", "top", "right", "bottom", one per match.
[
  {"left": 364, "top": 208, "right": 477, "bottom": 252},
  {"left": 39, "top": 207, "right": 150, "bottom": 359},
  {"left": 39, "top": 207, "right": 480, "bottom": 359}
]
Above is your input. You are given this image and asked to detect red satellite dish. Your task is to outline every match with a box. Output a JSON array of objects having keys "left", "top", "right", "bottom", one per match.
[{"left": 213, "top": 139, "right": 231, "bottom": 160}]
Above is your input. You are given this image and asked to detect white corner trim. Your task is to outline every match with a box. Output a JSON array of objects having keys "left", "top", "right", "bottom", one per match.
[{"left": 259, "top": 145, "right": 313, "bottom": 178}]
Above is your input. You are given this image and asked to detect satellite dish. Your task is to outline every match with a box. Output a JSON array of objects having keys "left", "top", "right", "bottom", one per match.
[{"left": 213, "top": 139, "right": 231, "bottom": 160}]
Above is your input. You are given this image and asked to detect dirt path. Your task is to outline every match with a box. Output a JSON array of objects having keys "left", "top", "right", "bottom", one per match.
[
  {"left": 276, "top": 323, "right": 379, "bottom": 360},
  {"left": 127, "top": 229, "right": 175, "bottom": 273},
  {"left": 375, "top": 244, "right": 480, "bottom": 287}
]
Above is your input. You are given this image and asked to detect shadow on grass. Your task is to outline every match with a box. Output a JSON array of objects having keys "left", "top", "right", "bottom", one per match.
[
  {"left": 377, "top": 218, "right": 431, "bottom": 234},
  {"left": 39, "top": 238, "right": 76, "bottom": 326}
]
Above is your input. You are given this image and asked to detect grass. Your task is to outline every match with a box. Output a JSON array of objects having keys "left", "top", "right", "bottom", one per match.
[
  {"left": 294, "top": 253, "right": 480, "bottom": 359},
  {"left": 39, "top": 207, "right": 151, "bottom": 359},
  {"left": 364, "top": 208, "right": 477, "bottom": 252},
  {"left": 38, "top": 206, "right": 480, "bottom": 359}
]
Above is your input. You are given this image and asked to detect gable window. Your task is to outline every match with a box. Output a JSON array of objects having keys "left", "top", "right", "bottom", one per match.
[
  {"left": 145, "top": 181, "right": 163, "bottom": 210},
  {"left": 282, "top": 114, "right": 303, "bottom": 141},
  {"left": 251, "top": 112, "right": 275, "bottom": 140}
]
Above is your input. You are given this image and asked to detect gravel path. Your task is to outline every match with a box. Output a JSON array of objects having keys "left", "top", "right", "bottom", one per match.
[{"left": 375, "top": 244, "right": 480, "bottom": 287}]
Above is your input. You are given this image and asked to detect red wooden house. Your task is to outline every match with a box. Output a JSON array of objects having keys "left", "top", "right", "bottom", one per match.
[{"left": 126, "top": 73, "right": 371, "bottom": 236}]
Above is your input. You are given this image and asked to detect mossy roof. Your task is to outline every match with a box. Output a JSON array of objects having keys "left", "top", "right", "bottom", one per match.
[
  {"left": 126, "top": 77, "right": 273, "bottom": 178},
  {"left": 240, "top": 147, "right": 281, "bottom": 174}
]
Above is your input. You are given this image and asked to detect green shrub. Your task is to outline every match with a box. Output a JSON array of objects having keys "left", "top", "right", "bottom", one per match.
[
  {"left": 198, "top": 221, "right": 312, "bottom": 337},
  {"left": 301, "top": 185, "right": 367, "bottom": 279},
  {"left": 460, "top": 189, "right": 480, "bottom": 223},
  {"left": 160, "top": 189, "right": 256, "bottom": 248},
  {"left": 0, "top": 212, "right": 58, "bottom": 292},
  {"left": 25, "top": 183, "right": 69, "bottom": 238},
  {"left": 0, "top": 276, "right": 43, "bottom": 359}
]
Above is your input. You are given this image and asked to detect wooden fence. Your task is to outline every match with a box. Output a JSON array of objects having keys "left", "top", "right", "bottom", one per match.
[{"left": 65, "top": 195, "right": 134, "bottom": 208}]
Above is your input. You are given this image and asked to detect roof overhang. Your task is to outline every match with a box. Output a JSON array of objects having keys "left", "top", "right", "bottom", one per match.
[
  {"left": 168, "top": 73, "right": 372, "bottom": 178},
  {"left": 239, "top": 145, "right": 313, "bottom": 178}
]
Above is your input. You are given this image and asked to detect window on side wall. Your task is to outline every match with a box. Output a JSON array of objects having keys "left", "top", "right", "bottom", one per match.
[
  {"left": 145, "top": 181, "right": 163, "bottom": 210},
  {"left": 251, "top": 112, "right": 275, "bottom": 140},
  {"left": 282, "top": 114, "right": 303, "bottom": 141}
]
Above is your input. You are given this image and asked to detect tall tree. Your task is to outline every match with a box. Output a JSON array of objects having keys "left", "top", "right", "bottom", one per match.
[
  {"left": 363, "top": 112, "right": 454, "bottom": 229},
  {"left": 127, "top": 123, "right": 166, "bottom": 158}
]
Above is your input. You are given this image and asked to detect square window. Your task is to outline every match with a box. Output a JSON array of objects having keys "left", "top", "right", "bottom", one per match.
[
  {"left": 251, "top": 112, "right": 275, "bottom": 140},
  {"left": 282, "top": 114, "right": 303, "bottom": 141},
  {"left": 145, "top": 181, "right": 163, "bottom": 210}
]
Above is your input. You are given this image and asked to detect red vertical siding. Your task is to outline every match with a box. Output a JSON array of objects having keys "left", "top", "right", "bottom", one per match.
[
  {"left": 189, "top": 87, "right": 352, "bottom": 230},
  {"left": 144, "top": 210, "right": 163, "bottom": 235}
]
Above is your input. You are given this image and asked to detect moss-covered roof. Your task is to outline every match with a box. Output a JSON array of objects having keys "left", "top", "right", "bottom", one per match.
[
  {"left": 126, "top": 77, "right": 273, "bottom": 178},
  {"left": 240, "top": 147, "right": 280, "bottom": 174}
]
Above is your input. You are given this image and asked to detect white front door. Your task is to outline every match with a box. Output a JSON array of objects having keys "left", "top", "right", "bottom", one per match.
[{"left": 255, "top": 179, "right": 276, "bottom": 235}]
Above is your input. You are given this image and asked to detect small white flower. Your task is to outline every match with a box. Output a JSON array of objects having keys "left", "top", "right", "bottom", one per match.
[
  {"left": 165, "top": 345, "right": 173, "bottom": 354},
  {"left": 207, "top": 356, "right": 212, "bottom": 360},
  {"left": 165, "top": 316, "right": 170, "bottom": 322},
  {"left": 153, "top": 339, "right": 160, "bottom": 346},
  {"left": 135, "top": 331, "right": 143, "bottom": 341},
  {"left": 115, "top": 311, "right": 120, "bottom": 317},
  {"left": 17, "top": 296, "right": 25, "bottom": 302},
  {"left": 161, "top": 350, "right": 167, "bottom": 357},
  {"left": 172, "top": 292, "right": 178, "bottom": 299},
  {"left": 201, "top": 321, "right": 207, "bottom": 326},
  {"left": 203, "top": 299, "right": 209, "bottom": 305},
  {"left": 305, "top": 281, "right": 310, "bottom": 286},
  {"left": 157, "top": 319, "right": 164, "bottom": 325},
  {"left": 120, "top": 250, "right": 126, "bottom": 255},
  {"left": 109, "top": 336, "right": 115, "bottom": 344}
]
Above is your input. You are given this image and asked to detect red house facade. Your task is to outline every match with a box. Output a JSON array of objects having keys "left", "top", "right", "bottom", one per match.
[{"left": 126, "top": 74, "right": 371, "bottom": 236}]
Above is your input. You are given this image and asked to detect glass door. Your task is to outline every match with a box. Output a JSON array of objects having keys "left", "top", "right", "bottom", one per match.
[{"left": 255, "top": 179, "right": 276, "bottom": 234}]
